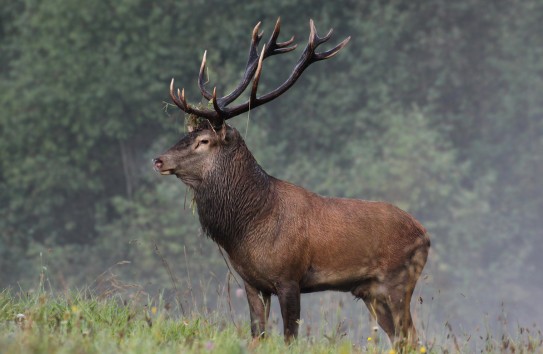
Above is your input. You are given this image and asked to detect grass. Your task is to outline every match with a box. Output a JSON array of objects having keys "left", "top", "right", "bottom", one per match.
[
  {"left": 0, "top": 289, "right": 542, "bottom": 354},
  {"left": 0, "top": 289, "right": 364, "bottom": 354}
]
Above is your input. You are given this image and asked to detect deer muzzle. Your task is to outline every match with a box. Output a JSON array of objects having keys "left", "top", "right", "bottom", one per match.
[{"left": 153, "top": 157, "right": 174, "bottom": 175}]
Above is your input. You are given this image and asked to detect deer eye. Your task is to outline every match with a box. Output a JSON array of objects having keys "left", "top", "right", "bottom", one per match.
[{"left": 195, "top": 139, "right": 209, "bottom": 149}]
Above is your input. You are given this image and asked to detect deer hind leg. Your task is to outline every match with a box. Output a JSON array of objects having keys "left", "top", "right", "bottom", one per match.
[
  {"left": 385, "top": 246, "right": 429, "bottom": 349},
  {"left": 352, "top": 276, "right": 417, "bottom": 348},
  {"left": 363, "top": 296, "right": 396, "bottom": 341},
  {"left": 385, "top": 283, "right": 417, "bottom": 349},
  {"left": 352, "top": 282, "right": 396, "bottom": 343}
]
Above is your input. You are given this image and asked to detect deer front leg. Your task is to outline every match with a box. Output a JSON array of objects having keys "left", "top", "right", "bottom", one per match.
[
  {"left": 277, "top": 281, "right": 301, "bottom": 343},
  {"left": 244, "top": 282, "right": 271, "bottom": 338}
]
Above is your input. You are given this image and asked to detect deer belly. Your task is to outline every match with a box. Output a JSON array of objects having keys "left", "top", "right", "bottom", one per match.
[{"left": 299, "top": 265, "right": 379, "bottom": 293}]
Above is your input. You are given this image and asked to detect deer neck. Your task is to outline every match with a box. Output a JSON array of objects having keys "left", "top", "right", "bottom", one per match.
[{"left": 193, "top": 143, "right": 273, "bottom": 252}]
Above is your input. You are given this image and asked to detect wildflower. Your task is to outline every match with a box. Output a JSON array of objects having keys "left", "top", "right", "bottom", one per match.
[
  {"left": 367, "top": 336, "right": 372, "bottom": 341},
  {"left": 71, "top": 305, "right": 79, "bottom": 313},
  {"left": 420, "top": 345, "right": 427, "bottom": 353},
  {"left": 205, "top": 341, "right": 214, "bottom": 350},
  {"left": 151, "top": 306, "right": 157, "bottom": 315},
  {"left": 389, "top": 350, "right": 397, "bottom": 354},
  {"left": 235, "top": 288, "right": 244, "bottom": 298}
]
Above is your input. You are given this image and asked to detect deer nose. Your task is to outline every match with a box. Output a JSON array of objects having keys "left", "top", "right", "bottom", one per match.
[{"left": 153, "top": 158, "right": 163, "bottom": 170}]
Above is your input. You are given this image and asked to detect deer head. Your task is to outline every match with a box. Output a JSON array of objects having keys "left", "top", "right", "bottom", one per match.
[{"left": 153, "top": 18, "right": 350, "bottom": 187}]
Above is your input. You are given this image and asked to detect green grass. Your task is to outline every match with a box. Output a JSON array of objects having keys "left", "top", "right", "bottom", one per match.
[
  {"left": 0, "top": 289, "right": 541, "bottom": 353},
  {"left": 0, "top": 290, "right": 365, "bottom": 354}
]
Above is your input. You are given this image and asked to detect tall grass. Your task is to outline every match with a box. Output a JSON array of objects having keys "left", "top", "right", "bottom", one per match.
[
  {"left": 0, "top": 289, "right": 366, "bottom": 354},
  {"left": 1, "top": 288, "right": 541, "bottom": 354},
  {"left": 1, "top": 251, "right": 541, "bottom": 353}
]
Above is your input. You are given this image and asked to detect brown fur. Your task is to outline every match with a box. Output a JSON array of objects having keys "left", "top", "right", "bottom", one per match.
[{"left": 154, "top": 124, "right": 430, "bottom": 348}]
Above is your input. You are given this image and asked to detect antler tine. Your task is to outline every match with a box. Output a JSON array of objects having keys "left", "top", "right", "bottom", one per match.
[
  {"left": 264, "top": 17, "right": 297, "bottom": 57},
  {"left": 250, "top": 45, "right": 266, "bottom": 105},
  {"left": 198, "top": 51, "right": 213, "bottom": 101},
  {"left": 314, "top": 36, "right": 351, "bottom": 61},
  {"left": 306, "top": 19, "right": 350, "bottom": 61},
  {"left": 268, "top": 18, "right": 281, "bottom": 46},
  {"left": 316, "top": 28, "right": 334, "bottom": 44},
  {"left": 170, "top": 78, "right": 187, "bottom": 111},
  {"left": 310, "top": 19, "right": 334, "bottom": 46},
  {"left": 252, "top": 21, "right": 264, "bottom": 44},
  {"left": 308, "top": 19, "right": 317, "bottom": 51},
  {"left": 178, "top": 88, "right": 186, "bottom": 109},
  {"left": 217, "top": 21, "right": 264, "bottom": 107},
  {"left": 211, "top": 87, "right": 228, "bottom": 118}
]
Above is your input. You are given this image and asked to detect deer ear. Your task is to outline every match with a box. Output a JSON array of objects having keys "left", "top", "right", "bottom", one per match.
[{"left": 218, "top": 123, "right": 228, "bottom": 141}]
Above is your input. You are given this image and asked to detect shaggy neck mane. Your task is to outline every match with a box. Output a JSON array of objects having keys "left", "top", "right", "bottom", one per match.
[{"left": 193, "top": 139, "right": 273, "bottom": 252}]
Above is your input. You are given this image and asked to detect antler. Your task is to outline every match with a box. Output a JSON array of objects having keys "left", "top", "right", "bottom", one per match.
[{"left": 170, "top": 18, "right": 350, "bottom": 127}]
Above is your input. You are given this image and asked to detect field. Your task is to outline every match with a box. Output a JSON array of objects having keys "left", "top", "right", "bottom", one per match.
[{"left": 1, "top": 288, "right": 541, "bottom": 354}]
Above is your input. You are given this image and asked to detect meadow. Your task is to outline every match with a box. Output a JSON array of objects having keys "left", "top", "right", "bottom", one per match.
[{"left": 1, "top": 286, "right": 541, "bottom": 354}]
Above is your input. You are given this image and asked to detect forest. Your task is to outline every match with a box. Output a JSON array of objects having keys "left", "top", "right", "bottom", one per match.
[{"left": 1, "top": 0, "right": 542, "bottom": 337}]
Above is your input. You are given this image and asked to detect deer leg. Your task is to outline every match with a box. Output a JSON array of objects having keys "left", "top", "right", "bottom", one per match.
[
  {"left": 386, "top": 248, "right": 427, "bottom": 349},
  {"left": 244, "top": 282, "right": 271, "bottom": 338},
  {"left": 385, "top": 279, "right": 419, "bottom": 348},
  {"left": 277, "top": 281, "right": 301, "bottom": 343},
  {"left": 352, "top": 283, "right": 396, "bottom": 345},
  {"left": 363, "top": 296, "right": 396, "bottom": 343}
]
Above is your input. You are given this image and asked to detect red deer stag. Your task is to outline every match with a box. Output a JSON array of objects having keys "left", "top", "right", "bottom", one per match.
[{"left": 153, "top": 19, "right": 430, "bottom": 348}]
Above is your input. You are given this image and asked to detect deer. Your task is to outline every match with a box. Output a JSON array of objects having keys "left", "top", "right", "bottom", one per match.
[{"left": 153, "top": 18, "right": 430, "bottom": 349}]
